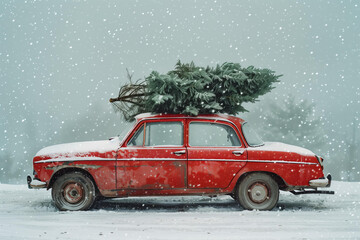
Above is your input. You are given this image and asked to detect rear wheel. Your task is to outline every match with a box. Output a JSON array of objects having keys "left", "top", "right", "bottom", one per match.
[
  {"left": 52, "top": 172, "right": 96, "bottom": 211},
  {"left": 236, "top": 173, "right": 279, "bottom": 210}
]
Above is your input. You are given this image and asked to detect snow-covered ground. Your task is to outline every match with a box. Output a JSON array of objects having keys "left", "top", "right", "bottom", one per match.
[{"left": 0, "top": 181, "right": 359, "bottom": 240}]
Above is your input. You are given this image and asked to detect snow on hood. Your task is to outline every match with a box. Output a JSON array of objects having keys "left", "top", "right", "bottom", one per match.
[
  {"left": 35, "top": 137, "right": 121, "bottom": 157},
  {"left": 249, "top": 142, "right": 315, "bottom": 156}
]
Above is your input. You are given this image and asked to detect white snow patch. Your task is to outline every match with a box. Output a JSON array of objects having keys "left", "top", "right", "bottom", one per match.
[
  {"left": 35, "top": 137, "right": 121, "bottom": 157},
  {"left": 249, "top": 142, "right": 315, "bottom": 156},
  {"left": 135, "top": 112, "right": 157, "bottom": 119},
  {"left": 0, "top": 181, "right": 359, "bottom": 239}
]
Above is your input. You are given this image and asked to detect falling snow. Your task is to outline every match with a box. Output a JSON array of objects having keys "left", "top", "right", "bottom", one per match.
[
  {"left": 0, "top": 0, "right": 359, "bottom": 194},
  {"left": 0, "top": 1, "right": 359, "bottom": 239}
]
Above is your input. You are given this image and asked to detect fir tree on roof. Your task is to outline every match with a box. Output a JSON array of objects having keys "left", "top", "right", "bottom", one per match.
[{"left": 110, "top": 61, "right": 281, "bottom": 121}]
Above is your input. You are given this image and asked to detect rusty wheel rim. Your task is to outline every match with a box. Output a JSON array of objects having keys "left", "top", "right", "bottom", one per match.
[
  {"left": 247, "top": 182, "right": 270, "bottom": 204},
  {"left": 63, "top": 182, "right": 84, "bottom": 204}
]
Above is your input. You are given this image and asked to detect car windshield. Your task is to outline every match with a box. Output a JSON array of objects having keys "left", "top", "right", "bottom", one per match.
[
  {"left": 242, "top": 122, "right": 264, "bottom": 147},
  {"left": 118, "top": 121, "right": 136, "bottom": 144}
]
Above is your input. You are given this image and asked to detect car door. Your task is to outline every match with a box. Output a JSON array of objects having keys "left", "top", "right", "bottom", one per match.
[
  {"left": 117, "top": 119, "right": 187, "bottom": 190},
  {"left": 187, "top": 119, "right": 247, "bottom": 189}
]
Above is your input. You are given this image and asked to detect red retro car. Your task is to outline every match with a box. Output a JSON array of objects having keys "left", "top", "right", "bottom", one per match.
[{"left": 27, "top": 113, "right": 333, "bottom": 211}]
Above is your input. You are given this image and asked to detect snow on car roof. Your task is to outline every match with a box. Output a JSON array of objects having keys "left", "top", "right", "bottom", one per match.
[{"left": 135, "top": 112, "right": 245, "bottom": 123}]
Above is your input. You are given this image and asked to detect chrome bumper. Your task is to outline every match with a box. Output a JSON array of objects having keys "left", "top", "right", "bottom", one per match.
[
  {"left": 309, "top": 173, "right": 332, "bottom": 188},
  {"left": 290, "top": 174, "right": 334, "bottom": 195},
  {"left": 27, "top": 176, "right": 46, "bottom": 189}
]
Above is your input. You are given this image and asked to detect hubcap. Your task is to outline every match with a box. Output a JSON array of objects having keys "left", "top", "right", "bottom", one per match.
[
  {"left": 248, "top": 182, "right": 269, "bottom": 203},
  {"left": 63, "top": 182, "right": 84, "bottom": 204}
]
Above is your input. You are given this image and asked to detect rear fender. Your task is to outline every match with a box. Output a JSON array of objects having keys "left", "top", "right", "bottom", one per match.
[{"left": 227, "top": 167, "right": 288, "bottom": 193}]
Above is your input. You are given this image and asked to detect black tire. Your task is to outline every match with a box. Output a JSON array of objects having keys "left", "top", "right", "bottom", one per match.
[
  {"left": 236, "top": 173, "right": 279, "bottom": 211},
  {"left": 52, "top": 172, "right": 96, "bottom": 211}
]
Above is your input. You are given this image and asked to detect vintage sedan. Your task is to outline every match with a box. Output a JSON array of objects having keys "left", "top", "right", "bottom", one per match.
[{"left": 27, "top": 113, "right": 333, "bottom": 211}]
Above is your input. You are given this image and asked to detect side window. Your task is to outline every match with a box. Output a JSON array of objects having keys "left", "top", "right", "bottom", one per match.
[
  {"left": 145, "top": 122, "right": 183, "bottom": 146},
  {"left": 127, "top": 124, "right": 144, "bottom": 146},
  {"left": 189, "top": 122, "right": 241, "bottom": 147}
]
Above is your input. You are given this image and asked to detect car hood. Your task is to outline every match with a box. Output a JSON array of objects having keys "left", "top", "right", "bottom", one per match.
[
  {"left": 248, "top": 142, "right": 315, "bottom": 156},
  {"left": 35, "top": 137, "right": 121, "bottom": 158}
]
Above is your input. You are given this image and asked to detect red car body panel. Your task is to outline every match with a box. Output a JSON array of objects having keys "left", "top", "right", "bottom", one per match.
[{"left": 32, "top": 113, "right": 326, "bottom": 198}]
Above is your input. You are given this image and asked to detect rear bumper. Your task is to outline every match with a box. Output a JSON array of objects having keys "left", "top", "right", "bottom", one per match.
[
  {"left": 309, "top": 173, "right": 332, "bottom": 188},
  {"left": 27, "top": 176, "right": 47, "bottom": 189},
  {"left": 290, "top": 174, "right": 334, "bottom": 195}
]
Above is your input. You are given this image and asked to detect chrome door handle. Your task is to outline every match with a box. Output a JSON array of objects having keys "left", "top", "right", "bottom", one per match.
[
  {"left": 173, "top": 150, "right": 186, "bottom": 156},
  {"left": 232, "top": 150, "right": 244, "bottom": 156}
]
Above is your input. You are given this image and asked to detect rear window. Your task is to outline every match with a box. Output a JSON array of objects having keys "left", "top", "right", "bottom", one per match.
[{"left": 242, "top": 122, "right": 264, "bottom": 146}]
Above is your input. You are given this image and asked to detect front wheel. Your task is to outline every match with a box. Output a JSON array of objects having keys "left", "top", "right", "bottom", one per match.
[
  {"left": 236, "top": 173, "right": 279, "bottom": 210},
  {"left": 52, "top": 172, "right": 96, "bottom": 211}
]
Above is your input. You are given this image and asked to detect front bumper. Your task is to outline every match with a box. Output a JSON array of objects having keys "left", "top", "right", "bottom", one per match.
[
  {"left": 309, "top": 173, "right": 332, "bottom": 188},
  {"left": 27, "top": 176, "right": 47, "bottom": 189}
]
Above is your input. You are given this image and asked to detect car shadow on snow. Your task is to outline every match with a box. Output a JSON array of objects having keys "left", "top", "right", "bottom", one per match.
[
  {"left": 32, "top": 195, "right": 331, "bottom": 212},
  {"left": 92, "top": 196, "right": 240, "bottom": 212},
  {"left": 89, "top": 195, "right": 329, "bottom": 212},
  {"left": 277, "top": 199, "right": 328, "bottom": 211}
]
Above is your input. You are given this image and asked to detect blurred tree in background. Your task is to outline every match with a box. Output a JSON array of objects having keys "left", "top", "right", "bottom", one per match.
[
  {"left": 340, "top": 122, "right": 359, "bottom": 181},
  {"left": 259, "top": 95, "right": 326, "bottom": 153},
  {"left": 0, "top": 151, "right": 22, "bottom": 183},
  {"left": 246, "top": 95, "right": 359, "bottom": 181}
]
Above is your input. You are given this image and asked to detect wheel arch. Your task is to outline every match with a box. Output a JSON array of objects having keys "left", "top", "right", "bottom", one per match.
[
  {"left": 235, "top": 171, "right": 288, "bottom": 191},
  {"left": 48, "top": 167, "right": 100, "bottom": 195}
]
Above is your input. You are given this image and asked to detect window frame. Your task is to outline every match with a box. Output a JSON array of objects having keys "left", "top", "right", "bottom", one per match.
[
  {"left": 125, "top": 120, "right": 185, "bottom": 147},
  {"left": 187, "top": 120, "right": 242, "bottom": 147},
  {"left": 126, "top": 123, "right": 145, "bottom": 147}
]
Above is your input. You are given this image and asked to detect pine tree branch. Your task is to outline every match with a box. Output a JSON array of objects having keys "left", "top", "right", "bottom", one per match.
[{"left": 109, "top": 93, "right": 147, "bottom": 103}]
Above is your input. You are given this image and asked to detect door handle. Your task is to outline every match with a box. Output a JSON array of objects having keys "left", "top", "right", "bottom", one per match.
[
  {"left": 173, "top": 150, "right": 186, "bottom": 156},
  {"left": 232, "top": 150, "right": 245, "bottom": 156}
]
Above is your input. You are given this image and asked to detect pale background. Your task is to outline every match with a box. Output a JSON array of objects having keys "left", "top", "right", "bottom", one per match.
[{"left": 1, "top": 0, "right": 359, "bottom": 183}]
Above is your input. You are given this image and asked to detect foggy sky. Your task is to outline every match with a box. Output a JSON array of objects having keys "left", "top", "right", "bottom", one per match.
[{"left": 0, "top": 0, "right": 359, "bottom": 182}]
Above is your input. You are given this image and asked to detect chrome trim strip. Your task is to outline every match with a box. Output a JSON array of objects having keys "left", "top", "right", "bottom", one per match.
[
  {"left": 121, "top": 158, "right": 183, "bottom": 161},
  {"left": 247, "top": 160, "right": 317, "bottom": 165},
  {"left": 35, "top": 157, "right": 183, "bottom": 163},
  {"left": 187, "top": 159, "right": 317, "bottom": 165},
  {"left": 35, "top": 157, "right": 117, "bottom": 163},
  {"left": 35, "top": 157, "right": 317, "bottom": 165},
  {"left": 188, "top": 159, "right": 244, "bottom": 162}
]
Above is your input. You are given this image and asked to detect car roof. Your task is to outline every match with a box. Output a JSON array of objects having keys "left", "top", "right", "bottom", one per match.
[{"left": 135, "top": 112, "right": 245, "bottom": 124}]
